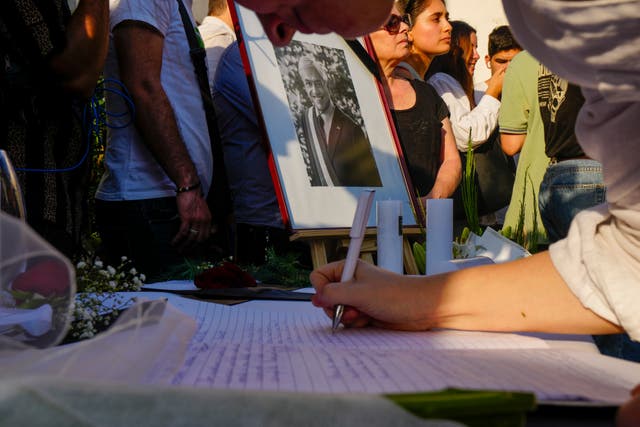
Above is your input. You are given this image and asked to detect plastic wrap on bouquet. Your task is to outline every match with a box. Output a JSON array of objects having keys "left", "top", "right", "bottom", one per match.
[{"left": 0, "top": 212, "right": 75, "bottom": 348}]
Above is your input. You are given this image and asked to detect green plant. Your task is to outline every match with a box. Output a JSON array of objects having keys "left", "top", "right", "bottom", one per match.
[
  {"left": 156, "top": 257, "right": 218, "bottom": 282},
  {"left": 461, "top": 132, "right": 481, "bottom": 235},
  {"left": 412, "top": 241, "right": 426, "bottom": 275},
  {"left": 245, "top": 248, "right": 311, "bottom": 287},
  {"left": 500, "top": 166, "right": 543, "bottom": 253}
]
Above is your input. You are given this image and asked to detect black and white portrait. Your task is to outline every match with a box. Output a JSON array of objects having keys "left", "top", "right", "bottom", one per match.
[{"left": 274, "top": 41, "right": 382, "bottom": 187}]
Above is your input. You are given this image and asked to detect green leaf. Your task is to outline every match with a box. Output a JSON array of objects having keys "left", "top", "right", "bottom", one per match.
[
  {"left": 386, "top": 388, "right": 535, "bottom": 427},
  {"left": 412, "top": 242, "right": 426, "bottom": 275}
]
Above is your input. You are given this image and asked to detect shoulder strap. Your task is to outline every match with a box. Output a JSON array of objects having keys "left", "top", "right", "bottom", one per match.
[
  {"left": 344, "top": 38, "right": 381, "bottom": 83},
  {"left": 176, "top": 0, "right": 232, "bottom": 221}
]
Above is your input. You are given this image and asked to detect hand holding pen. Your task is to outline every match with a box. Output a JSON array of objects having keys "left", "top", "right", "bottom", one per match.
[
  {"left": 311, "top": 254, "right": 434, "bottom": 331},
  {"left": 331, "top": 190, "right": 375, "bottom": 332}
]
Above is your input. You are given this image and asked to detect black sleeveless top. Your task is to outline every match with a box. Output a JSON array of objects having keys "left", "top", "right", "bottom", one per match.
[{"left": 392, "top": 79, "right": 450, "bottom": 197}]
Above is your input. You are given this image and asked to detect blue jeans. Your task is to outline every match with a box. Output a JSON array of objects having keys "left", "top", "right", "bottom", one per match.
[
  {"left": 538, "top": 159, "right": 605, "bottom": 244},
  {"left": 539, "top": 159, "right": 640, "bottom": 362}
]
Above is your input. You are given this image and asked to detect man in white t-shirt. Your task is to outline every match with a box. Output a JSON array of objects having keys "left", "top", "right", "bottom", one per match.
[{"left": 96, "top": 0, "right": 214, "bottom": 280}]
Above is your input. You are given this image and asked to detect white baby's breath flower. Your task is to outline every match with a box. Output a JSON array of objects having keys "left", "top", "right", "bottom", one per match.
[
  {"left": 81, "top": 308, "right": 93, "bottom": 320},
  {"left": 71, "top": 255, "right": 143, "bottom": 341},
  {"left": 79, "top": 330, "right": 95, "bottom": 340},
  {"left": 139, "top": 274, "right": 146, "bottom": 282}
]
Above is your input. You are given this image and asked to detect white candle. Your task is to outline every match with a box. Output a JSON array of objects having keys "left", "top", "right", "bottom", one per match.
[
  {"left": 425, "top": 199, "right": 456, "bottom": 276},
  {"left": 376, "top": 200, "right": 403, "bottom": 274}
]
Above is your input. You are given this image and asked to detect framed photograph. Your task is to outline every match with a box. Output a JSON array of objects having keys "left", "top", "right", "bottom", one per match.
[{"left": 232, "top": 4, "right": 419, "bottom": 230}]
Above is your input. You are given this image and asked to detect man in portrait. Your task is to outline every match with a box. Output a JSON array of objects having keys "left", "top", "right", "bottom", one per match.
[{"left": 297, "top": 57, "right": 382, "bottom": 187}]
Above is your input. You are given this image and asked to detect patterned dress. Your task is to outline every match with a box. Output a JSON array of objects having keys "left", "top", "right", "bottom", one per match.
[{"left": 0, "top": 0, "right": 90, "bottom": 257}]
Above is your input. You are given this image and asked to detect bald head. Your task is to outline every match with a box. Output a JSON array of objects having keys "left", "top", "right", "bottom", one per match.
[{"left": 235, "top": 0, "right": 394, "bottom": 46}]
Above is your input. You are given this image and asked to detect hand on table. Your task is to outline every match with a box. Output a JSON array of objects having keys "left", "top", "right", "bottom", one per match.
[{"left": 310, "top": 260, "right": 437, "bottom": 331}]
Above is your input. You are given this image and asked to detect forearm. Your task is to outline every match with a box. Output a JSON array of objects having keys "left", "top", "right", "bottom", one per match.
[
  {"left": 429, "top": 252, "right": 623, "bottom": 335},
  {"left": 451, "top": 96, "right": 501, "bottom": 152},
  {"left": 428, "top": 118, "right": 462, "bottom": 198},
  {"left": 131, "top": 87, "right": 201, "bottom": 188},
  {"left": 50, "top": 0, "right": 110, "bottom": 98},
  {"left": 432, "top": 88, "right": 499, "bottom": 151},
  {"left": 114, "top": 22, "right": 199, "bottom": 188},
  {"left": 428, "top": 159, "right": 461, "bottom": 199}
]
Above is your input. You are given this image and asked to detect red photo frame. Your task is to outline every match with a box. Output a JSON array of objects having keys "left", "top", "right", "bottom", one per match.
[{"left": 230, "top": 2, "right": 421, "bottom": 230}]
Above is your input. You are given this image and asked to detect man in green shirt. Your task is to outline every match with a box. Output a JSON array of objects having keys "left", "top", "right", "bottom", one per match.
[{"left": 498, "top": 51, "right": 548, "bottom": 249}]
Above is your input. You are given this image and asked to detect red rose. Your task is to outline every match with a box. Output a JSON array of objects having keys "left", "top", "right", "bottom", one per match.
[
  {"left": 194, "top": 262, "right": 257, "bottom": 289},
  {"left": 11, "top": 259, "right": 70, "bottom": 297}
]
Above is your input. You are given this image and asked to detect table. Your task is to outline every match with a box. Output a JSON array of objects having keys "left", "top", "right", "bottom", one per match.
[{"left": 1, "top": 289, "right": 636, "bottom": 426}]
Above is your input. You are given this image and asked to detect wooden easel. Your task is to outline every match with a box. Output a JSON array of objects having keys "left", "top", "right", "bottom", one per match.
[{"left": 291, "top": 227, "right": 422, "bottom": 275}]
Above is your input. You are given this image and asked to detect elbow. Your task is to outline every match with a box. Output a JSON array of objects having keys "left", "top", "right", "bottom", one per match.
[
  {"left": 501, "top": 144, "right": 519, "bottom": 157},
  {"left": 500, "top": 136, "right": 522, "bottom": 156},
  {"left": 499, "top": 131, "right": 527, "bottom": 156},
  {"left": 50, "top": 54, "right": 107, "bottom": 100},
  {"left": 62, "top": 74, "right": 100, "bottom": 100}
]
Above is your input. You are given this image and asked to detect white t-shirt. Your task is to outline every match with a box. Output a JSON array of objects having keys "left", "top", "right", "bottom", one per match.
[
  {"left": 97, "top": 0, "right": 213, "bottom": 201},
  {"left": 198, "top": 16, "right": 236, "bottom": 98},
  {"left": 504, "top": 0, "right": 640, "bottom": 340},
  {"left": 427, "top": 72, "right": 500, "bottom": 152}
]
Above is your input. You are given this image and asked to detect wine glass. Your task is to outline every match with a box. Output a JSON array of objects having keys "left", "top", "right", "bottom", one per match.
[
  {"left": 0, "top": 149, "right": 26, "bottom": 220},
  {"left": 0, "top": 150, "right": 74, "bottom": 348}
]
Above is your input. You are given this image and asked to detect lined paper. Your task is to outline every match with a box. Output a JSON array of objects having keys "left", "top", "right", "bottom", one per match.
[{"left": 167, "top": 299, "right": 639, "bottom": 404}]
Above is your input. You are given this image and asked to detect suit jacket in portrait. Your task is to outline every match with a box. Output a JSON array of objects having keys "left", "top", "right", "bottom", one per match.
[{"left": 300, "top": 106, "right": 382, "bottom": 187}]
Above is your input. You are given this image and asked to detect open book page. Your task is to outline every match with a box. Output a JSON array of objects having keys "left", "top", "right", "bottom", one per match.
[{"left": 161, "top": 297, "right": 640, "bottom": 404}]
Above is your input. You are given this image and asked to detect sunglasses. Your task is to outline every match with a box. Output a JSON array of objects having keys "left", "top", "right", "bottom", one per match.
[{"left": 382, "top": 14, "right": 412, "bottom": 34}]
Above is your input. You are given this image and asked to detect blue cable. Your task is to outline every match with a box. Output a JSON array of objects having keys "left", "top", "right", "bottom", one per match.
[{"left": 15, "top": 78, "right": 135, "bottom": 173}]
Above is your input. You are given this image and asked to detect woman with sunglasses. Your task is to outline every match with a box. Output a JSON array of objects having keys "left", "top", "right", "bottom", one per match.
[{"left": 370, "top": 2, "right": 461, "bottom": 206}]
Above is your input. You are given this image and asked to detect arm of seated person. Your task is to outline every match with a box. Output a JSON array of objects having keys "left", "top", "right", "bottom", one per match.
[
  {"left": 311, "top": 251, "right": 623, "bottom": 335},
  {"left": 426, "top": 117, "right": 462, "bottom": 201},
  {"left": 500, "top": 132, "right": 526, "bottom": 156}
]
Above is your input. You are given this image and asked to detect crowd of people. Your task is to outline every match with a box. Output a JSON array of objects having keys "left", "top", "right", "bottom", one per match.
[
  {"left": 1, "top": 0, "right": 639, "bottom": 423},
  {"left": 0, "top": 0, "right": 561, "bottom": 277}
]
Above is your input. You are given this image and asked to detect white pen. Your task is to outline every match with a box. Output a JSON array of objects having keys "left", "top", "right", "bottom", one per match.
[{"left": 332, "top": 189, "right": 375, "bottom": 332}]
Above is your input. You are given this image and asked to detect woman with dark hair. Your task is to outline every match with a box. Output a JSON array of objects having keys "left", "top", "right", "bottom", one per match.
[
  {"left": 397, "top": 0, "right": 452, "bottom": 81},
  {"left": 426, "top": 21, "right": 479, "bottom": 106},
  {"left": 370, "top": 1, "right": 461, "bottom": 205},
  {"left": 424, "top": 20, "right": 513, "bottom": 222},
  {"left": 425, "top": 20, "right": 504, "bottom": 155}
]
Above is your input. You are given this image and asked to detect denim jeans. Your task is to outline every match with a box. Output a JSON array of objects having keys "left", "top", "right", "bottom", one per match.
[
  {"left": 539, "top": 159, "right": 640, "bottom": 362},
  {"left": 95, "top": 197, "right": 188, "bottom": 281},
  {"left": 538, "top": 159, "right": 605, "bottom": 244}
]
